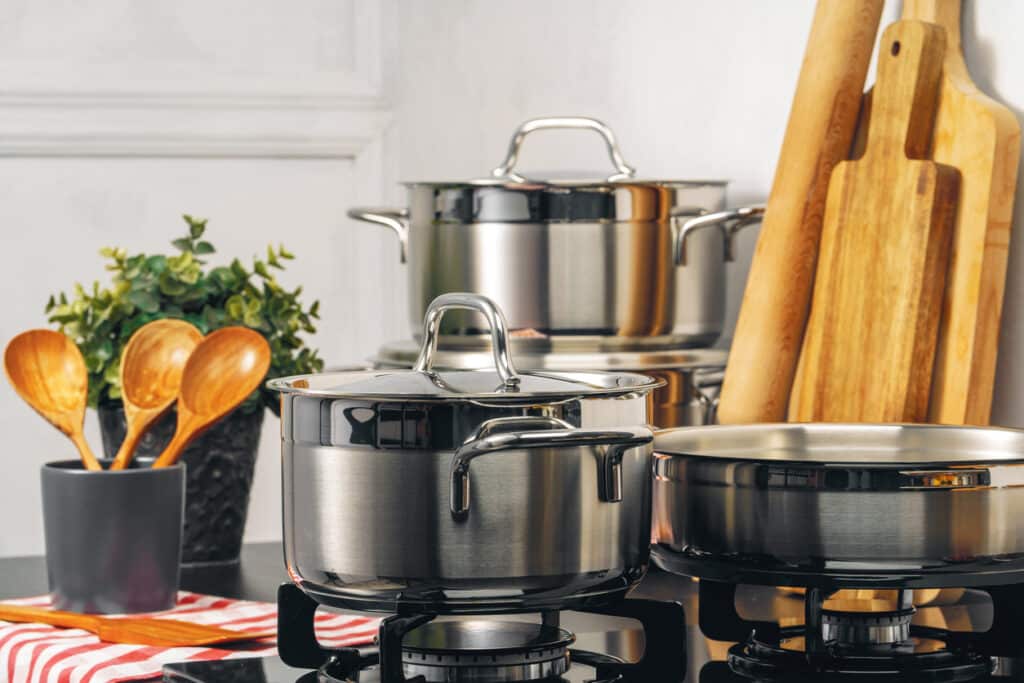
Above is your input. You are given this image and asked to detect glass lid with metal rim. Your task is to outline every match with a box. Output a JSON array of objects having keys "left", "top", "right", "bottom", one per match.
[
  {"left": 653, "top": 423, "right": 1024, "bottom": 465},
  {"left": 267, "top": 293, "right": 663, "bottom": 401}
]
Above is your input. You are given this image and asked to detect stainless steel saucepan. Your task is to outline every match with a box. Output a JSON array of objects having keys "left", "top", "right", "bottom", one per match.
[
  {"left": 349, "top": 116, "right": 763, "bottom": 347},
  {"left": 269, "top": 293, "right": 663, "bottom": 614},
  {"left": 651, "top": 423, "right": 1024, "bottom": 587}
]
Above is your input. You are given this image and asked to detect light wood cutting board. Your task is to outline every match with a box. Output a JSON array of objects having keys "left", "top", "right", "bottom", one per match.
[
  {"left": 906, "top": 0, "right": 1022, "bottom": 425},
  {"left": 788, "top": 20, "right": 960, "bottom": 423}
]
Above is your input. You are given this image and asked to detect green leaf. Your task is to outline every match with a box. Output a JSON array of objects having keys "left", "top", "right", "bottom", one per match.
[
  {"left": 226, "top": 294, "right": 245, "bottom": 320},
  {"left": 127, "top": 289, "right": 160, "bottom": 313},
  {"left": 172, "top": 238, "right": 193, "bottom": 252},
  {"left": 194, "top": 241, "right": 215, "bottom": 255},
  {"left": 230, "top": 258, "right": 248, "bottom": 280},
  {"left": 145, "top": 255, "right": 168, "bottom": 274},
  {"left": 185, "top": 215, "right": 207, "bottom": 239},
  {"left": 253, "top": 261, "right": 270, "bottom": 279},
  {"left": 159, "top": 271, "right": 188, "bottom": 296}
]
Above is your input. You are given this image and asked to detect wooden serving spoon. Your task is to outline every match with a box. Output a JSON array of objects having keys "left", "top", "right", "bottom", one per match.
[
  {"left": 110, "top": 319, "right": 203, "bottom": 471},
  {"left": 152, "top": 327, "right": 271, "bottom": 469},
  {"left": 4, "top": 330, "right": 102, "bottom": 471},
  {"left": 0, "top": 603, "right": 274, "bottom": 647}
]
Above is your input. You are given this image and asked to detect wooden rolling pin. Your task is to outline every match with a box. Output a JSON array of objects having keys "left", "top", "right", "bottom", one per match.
[{"left": 717, "top": 0, "right": 883, "bottom": 424}]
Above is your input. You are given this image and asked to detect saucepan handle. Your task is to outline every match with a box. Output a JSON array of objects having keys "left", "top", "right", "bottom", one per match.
[
  {"left": 672, "top": 205, "right": 765, "bottom": 266},
  {"left": 347, "top": 207, "right": 409, "bottom": 264},
  {"left": 491, "top": 116, "right": 637, "bottom": 183},
  {"left": 449, "top": 415, "right": 653, "bottom": 518}
]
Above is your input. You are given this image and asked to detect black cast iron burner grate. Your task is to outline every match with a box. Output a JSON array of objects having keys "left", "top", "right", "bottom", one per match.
[
  {"left": 696, "top": 580, "right": 1024, "bottom": 681},
  {"left": 276, "top": 583, "right": 686, "bottom": 683}
]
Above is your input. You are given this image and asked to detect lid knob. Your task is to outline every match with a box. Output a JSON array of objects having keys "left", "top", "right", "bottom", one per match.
[{"left": 413, "top": 293, "right": 521, "bottom": 390}]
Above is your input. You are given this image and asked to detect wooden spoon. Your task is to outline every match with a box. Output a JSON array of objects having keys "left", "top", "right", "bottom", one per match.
[
  {"left": 4, "top": 330, "right": 102, "bottom": 471},
  {"left": 0, "top": 603, "right": 274, "bottom": 647},
  {"left": 152, "top": 327, "right": 271, "bottom": 469},
  {"left": 110, "top": 319, "right": 203, "bottom": 471}
]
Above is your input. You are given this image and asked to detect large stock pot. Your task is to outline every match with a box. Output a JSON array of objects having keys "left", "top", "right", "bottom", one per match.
[
  {"left": 269, "top": 294, "right": 662, "bottom": 614},
  {"left": 349, "top": 116, "right": 762, "bottom": 347}
]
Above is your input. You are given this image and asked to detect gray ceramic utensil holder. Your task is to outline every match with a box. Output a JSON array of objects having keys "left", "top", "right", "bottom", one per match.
[{"left": 41, "top": 459, "right": 185, "bottom": 613}]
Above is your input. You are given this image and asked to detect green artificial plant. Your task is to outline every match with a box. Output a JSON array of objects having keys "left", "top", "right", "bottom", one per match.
[{"left": 46, "top": 215, "right": 323, "bottom": 414}]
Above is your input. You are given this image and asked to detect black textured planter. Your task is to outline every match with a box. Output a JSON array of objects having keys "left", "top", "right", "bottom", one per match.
[{"left": 97, "top": 404, "right": 264, "bottom": 566}]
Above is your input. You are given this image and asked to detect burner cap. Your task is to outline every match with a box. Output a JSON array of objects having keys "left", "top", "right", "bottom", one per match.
[
  {"left": 401, "top": 620, "right": 575, "bottom": 682},
  {"left": 821, "top": 606, "right": 916, "bottom": 647}
]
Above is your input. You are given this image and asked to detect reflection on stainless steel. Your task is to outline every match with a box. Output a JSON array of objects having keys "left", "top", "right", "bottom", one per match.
[
  {"left": 272, "top": 294, "right": 658, "bottom": 613},
  {"left": 349, "top": 116, "right": 764, "bottom": 344},
  {"left": 653, "top": 424, "right": 1024, "bottom": 571},
  {"left": 374, "top": 339, "right": 727, "bottom": 428}
]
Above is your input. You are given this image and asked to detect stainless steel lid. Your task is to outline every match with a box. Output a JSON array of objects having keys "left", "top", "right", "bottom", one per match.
[
  {"left": 654, "top": 423, "right": 1024, "bottom": 465},
  {"left": 374, "top": 337, "right": 728, "bottom": 372},
  {"left": 405, "top": 117, "right": 729, "bottom": 189},
  {"left": 269, "top": 293, "right": 662, "bottom": 402},
  {"left": 400, "top": 117, "right": 735, "bottom": 225}
]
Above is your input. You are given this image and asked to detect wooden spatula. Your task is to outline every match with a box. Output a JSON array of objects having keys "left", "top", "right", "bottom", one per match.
[
  {"left": 788, "top": 20, "right": 960, "bottom": 423},
  {"left": 0, "top": 603, "right": 274, "bottom": 647},
  {"left": 717, "top": 0, "right": 884, "bottom": 424}
]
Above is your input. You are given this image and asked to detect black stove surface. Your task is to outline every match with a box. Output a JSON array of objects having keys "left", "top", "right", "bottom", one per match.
[{"left": 162, "top": 572, "right": 1024, "bottom": 683}]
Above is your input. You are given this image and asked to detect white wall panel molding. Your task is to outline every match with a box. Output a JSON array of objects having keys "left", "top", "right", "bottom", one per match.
[{"left": 0, "top": 0, "right": 393, "bottom": 158}]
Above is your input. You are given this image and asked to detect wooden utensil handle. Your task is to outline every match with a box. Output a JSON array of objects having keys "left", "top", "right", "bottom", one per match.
[
  {"left": 70, "top": 431, "right": 103, "bottom": 471},
  {"left": 110, "top": 422, "right": 144, "bottom": 471},
  {"left": 717, "top": 0, "right": 884, "bottom": 424},
  {"left": 0, "top": 603, "right": 100, "bottom": 631},
  {"left": 152, "top": 427, "right": 194, "bottom": 469}
]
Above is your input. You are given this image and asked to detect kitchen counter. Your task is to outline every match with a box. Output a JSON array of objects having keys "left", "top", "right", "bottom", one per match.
[{"left": 0, "top": 542, "right": 289, "bottom": 603}]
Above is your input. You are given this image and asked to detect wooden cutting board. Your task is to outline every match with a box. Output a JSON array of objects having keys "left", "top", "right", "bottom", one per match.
[
  {"left": 788, "top": 20, "right": 960, "bottom": 423},
  {"left": 906, "top": 0, "right": 1021, "bottom": 425},
  {"left": 717, "top": 0, "right": 884, "bottom": 424}
]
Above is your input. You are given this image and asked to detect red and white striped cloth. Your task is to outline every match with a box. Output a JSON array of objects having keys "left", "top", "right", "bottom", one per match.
[{"left": 0, "top": 592, "right": 380, "bottom": 683}]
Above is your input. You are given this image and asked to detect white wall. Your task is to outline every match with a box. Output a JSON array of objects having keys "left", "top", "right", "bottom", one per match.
[
  {"left": 0, "top": 0, "right": 403, "bottom": 557},
  {"left": 4, "top": 0, "right": 1024, "bottom": 557}
]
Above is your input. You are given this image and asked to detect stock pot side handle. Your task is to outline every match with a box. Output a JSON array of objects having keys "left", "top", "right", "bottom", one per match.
[
  {"left": 346, "top": 207, "right": 409, "bottom": 263},
  {"left": 672, "top": 205, "right": 765, "bottom": 266},
  {"left": 449, "top": 425, "right": 653, "bottom": 518}
]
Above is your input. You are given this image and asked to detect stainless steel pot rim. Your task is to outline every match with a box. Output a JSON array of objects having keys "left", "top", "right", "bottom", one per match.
[
  {"left": 268, "top": 368, "right": 663, "bottom": 401},
  {"left": 374, "top": 338, "right": 728, "bottom": 371},
  {"left": 399, "top": 178, "right": 730, "bottom": 190},
  {"left": 653, "top": 423, "right": 1024, "bottom": 465}
]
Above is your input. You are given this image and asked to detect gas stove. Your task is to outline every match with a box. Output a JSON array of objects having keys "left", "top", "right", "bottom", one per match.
[{"left": 161, "top": 571, "right": 1024, "bottom": 682}]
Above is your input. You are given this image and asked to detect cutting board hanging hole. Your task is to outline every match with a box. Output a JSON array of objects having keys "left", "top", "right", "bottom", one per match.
[{"left": 891, "top": 40, "right": 901, "bottom": 56}]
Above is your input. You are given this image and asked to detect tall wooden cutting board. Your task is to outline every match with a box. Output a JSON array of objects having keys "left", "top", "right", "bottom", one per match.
[
  {"left": 788, "top": 21, "right": 960, "bottom": 423},
  {"left": 906, "top": 0, "right": 1021, "bottom": 425}
]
